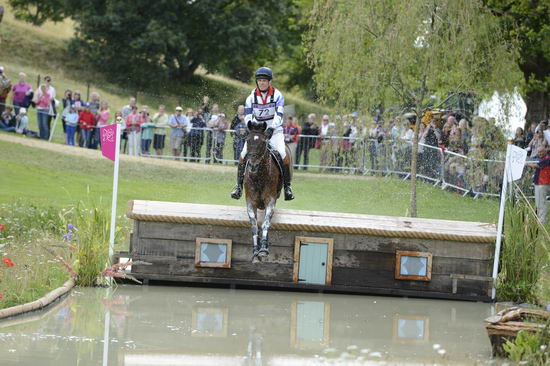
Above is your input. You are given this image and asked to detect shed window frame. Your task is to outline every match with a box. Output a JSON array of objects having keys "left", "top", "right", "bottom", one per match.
[
  {"left": 395, "top": 250, "right": 432, "bottom": 281},
  {"left": 195, "top": 238, "right": 232, "bottom": 268}
]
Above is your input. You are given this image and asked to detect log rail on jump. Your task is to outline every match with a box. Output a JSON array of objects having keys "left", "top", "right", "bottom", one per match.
[{"left": 118, "top": 200, "right": 497, "bottom": 302}]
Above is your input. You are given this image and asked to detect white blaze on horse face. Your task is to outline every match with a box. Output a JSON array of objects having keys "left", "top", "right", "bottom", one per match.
[{"left": 254, "top": 135, "right": 259, "bottom": 141}]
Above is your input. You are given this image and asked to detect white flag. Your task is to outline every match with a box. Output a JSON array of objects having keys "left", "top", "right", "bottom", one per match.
[{"left": 506, "top": 144, "right": 527, "bottom": 182}]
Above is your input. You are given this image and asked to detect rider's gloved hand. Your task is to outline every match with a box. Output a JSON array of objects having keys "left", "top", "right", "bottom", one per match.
[{"left": 264, "top": 127, "right": 274, "bottom": 139}]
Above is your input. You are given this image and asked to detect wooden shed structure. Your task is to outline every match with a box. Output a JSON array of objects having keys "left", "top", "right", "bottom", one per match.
[{"left": 118, "top": 200, "right": 497, "bottom": 301}]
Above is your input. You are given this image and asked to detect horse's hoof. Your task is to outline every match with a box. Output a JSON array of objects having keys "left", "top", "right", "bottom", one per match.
[
  {"left": 252, "top": 256, "right": 261, "bottom": 264},
  {"left": 258, "top": 248, "right": 269, "bottom": 257}
]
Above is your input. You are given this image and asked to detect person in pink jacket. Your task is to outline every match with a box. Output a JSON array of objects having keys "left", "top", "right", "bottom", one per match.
[{"left": 125, "top": 105, "right": 144, "bottom": 156}]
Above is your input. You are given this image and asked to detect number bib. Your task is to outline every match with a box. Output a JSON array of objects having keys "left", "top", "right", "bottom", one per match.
[{"left": 252, "top": 102, "right": 276, "bottom": 122}]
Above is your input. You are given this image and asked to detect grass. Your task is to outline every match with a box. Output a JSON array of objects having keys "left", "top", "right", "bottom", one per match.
[
  {"left": 0, "top": 201, "right": 70, "bottom": 309},
  {"left": 0, "top": 137, "right": 499, "bottom": 223}
]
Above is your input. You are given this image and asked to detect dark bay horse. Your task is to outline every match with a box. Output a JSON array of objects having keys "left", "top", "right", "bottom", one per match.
[{"left": 244, "top": 121, "right": 292, "bottom": 262}]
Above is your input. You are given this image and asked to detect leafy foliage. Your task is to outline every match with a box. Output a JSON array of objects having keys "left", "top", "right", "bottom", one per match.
[
  {"left": 503, "top": 326, "right": 550, "bottom": 364},
  {"left": 8, "top": 0, "right": 66, "bottom": 25},
  {"left": 497, "top": 197, "right": 545, "bottom": 304},
  {"left": 306, "top": 0, "right": 522, "bottom": 216},
  {"left": 486, "top": 0, "right": 550, "bottom": 121}
]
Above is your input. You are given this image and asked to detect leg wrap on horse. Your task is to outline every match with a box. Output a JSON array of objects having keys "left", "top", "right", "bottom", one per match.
[{"left": 230, "top": 157, "right": 246, "bottom": 199}]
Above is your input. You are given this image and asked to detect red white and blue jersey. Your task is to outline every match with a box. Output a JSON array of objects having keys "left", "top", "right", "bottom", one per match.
[{"left": 244, "top": 86, "right": 284, "bottom": 133}]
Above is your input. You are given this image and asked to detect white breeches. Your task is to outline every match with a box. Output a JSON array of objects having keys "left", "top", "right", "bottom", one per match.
[{"left": 240, "top": 132, "right": 286, "bottom": 159}]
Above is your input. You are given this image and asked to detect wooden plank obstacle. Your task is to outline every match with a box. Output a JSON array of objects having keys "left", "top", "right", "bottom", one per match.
[{"left": 118, "top": 200, "right": 497, "bottom": 301}]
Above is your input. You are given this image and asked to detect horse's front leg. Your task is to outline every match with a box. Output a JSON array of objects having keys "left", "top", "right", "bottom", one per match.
[
  {"left": 246, "top": 201, "right": 260, "bottom": 261},
  {"left": 258, "top": 199, "right": 276, "bottom": 257}
]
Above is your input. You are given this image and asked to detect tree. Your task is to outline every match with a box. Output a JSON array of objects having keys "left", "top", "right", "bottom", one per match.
[
  {"left": 8, "top": 0, "right": 66, "bottom": 25},
  {"left": 307, "top": 0, "right": 521, "bottom": 217},
  {"left": 487, "top": 0, "right": 550, "bottom": 123},
  {"left": 8, "top": 0, "right": 293, "bottom": 86}
]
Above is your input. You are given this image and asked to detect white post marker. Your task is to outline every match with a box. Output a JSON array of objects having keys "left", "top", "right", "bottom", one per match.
[
  {"left": 108, "top": 124, "right": 121, "bottom": 258},
  {"left": 491, "top": 144, "right": 527, "bottom": 299},
  {"left": 48, "top": 113, "right": 60, "bottom": 142}
]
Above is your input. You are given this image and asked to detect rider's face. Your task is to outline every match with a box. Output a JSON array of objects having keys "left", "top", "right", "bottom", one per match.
[{"left": 257, "top": 78, "right": 270, "bottom": 91}]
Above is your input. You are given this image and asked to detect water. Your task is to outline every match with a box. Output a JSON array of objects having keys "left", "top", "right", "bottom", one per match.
[{"left": 0, "top": 285, "right": 498, "bottom": 365}]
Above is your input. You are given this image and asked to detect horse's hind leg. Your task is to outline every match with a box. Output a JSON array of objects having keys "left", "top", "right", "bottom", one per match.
[
  {"left": 247, "top": 201, "right": 260, "bottom": 261},
  {"left": 258, "top": 199, "right": 275, "bottom": 257}
]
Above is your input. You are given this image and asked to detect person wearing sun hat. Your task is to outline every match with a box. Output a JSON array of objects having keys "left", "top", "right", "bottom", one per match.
[{"left": 168, "top": 106, "right": 188, "bottom": 158}]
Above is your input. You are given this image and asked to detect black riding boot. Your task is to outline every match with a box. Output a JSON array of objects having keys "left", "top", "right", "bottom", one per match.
[
  {"left": 282, "top": 163, "right": 295, "bottom": 201},
  {"left": 230, "top": 160, "right": 246, "bottom": 199}
]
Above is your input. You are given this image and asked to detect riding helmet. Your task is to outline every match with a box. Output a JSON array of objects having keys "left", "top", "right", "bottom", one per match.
[{"left": 255, "top": 67, "right": 273, "bottom": 81}]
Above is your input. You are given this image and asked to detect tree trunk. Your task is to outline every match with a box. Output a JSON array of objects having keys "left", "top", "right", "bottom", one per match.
[
  {"left": 177, "top": 61, "right": 200, "bottom": 83},
  {"left": 409, "top": 106, "right": 422, "bottom": 218},
  {"left": 519, "top": 57, "right": 550, "bottom": 124},
  {"left": 525, "top": 89, "right": 549, "bottom": 124}
]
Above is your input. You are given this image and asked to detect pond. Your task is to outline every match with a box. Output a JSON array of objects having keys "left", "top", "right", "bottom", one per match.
[{"left": 0, "top": 285, "right": 498, "bottom": 365}]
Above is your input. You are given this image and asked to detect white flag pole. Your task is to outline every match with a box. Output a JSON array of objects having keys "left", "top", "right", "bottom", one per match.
[
  {"left": 108, "top": 124, "right": 121, "bottom": 258},
  {"left": 491, "top": 144, "right": 512, "bottom": 300}
]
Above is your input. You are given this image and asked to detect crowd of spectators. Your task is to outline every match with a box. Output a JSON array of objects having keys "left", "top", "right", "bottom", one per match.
[{"left": 2, "top": 66, "right": 550, "bottom": 200}]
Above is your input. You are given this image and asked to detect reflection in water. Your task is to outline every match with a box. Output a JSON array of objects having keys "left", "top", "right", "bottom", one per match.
[{"left": 0, "top": 285, "right": 497, "bottom": 365}]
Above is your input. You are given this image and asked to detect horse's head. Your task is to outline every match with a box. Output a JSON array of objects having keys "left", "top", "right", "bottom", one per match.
[{"left": 246, "top": 121, "right": 269, "bottom": 173}]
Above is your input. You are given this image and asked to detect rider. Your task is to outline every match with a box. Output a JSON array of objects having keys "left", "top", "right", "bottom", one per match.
[{"left": 230, "top": 67, "right": 295, "bottom": 201}]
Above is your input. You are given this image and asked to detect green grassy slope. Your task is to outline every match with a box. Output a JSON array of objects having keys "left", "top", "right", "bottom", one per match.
[{"left": 0, "top": 137, "right": 499, "bottom": 222}]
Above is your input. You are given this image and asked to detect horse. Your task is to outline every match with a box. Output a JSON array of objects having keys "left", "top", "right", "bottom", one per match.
[{"left": 244, "top": 121, "right": 292, "bottom": 262}]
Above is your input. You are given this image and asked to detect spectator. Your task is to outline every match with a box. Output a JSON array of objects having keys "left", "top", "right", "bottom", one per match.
[
  {"left": 512, "top": 127, "right": 526, "bottom": 149},
  {"left": 296, "top": 113, "right": 318, "bottom": 170},
  {"left": 121, "top": 97, "right": 137, "bottom": 120},
  {"left": 0, "top": 108, "right": 29, "bottom": 135},
  {"left": 169, "top": 106, "right": 187, "bottom": 158},
  {"left": 79, "top": 105, "right": 96, "bottom": 148},
  {"left": 140, "top": 107, "right": 155, "bottom": 155},
  {"left": 448, "top": 122, "right": 463, "bottom": 152},
  {"left": 39, "top": 76, "right": 56, "bottom": 133},
  {"left": 440, "top": 116, "right": 456, "bottom": 148},
  {"left": 526, "top": 128, "right": 547, "bottom": 159},
  {"left": 35, "top": 84, "right": 52, "bottom": 140},
  {"left": 368, "top": 120, "right": 385, "bottom": 171},
  {"left": 338, "top": 115, "right": 358, "bottom": 169},
  {"left": 65, "top": 107, "right": 79, "bottom": 146},
  {"left": 458, "top": 118, "right": 471, "bottom": 154},
  {"left": 86, "top": 92, "right": 101, "bottom": 149},
  {"left": 205, "top": 103, "right": 220, "bottom": 163},
  {"left": 526, "top": 147, "right": 550, "bottom": 224},
  {"left": 11, "top": 72, "right": 32, "bottom": 115},
  {"left": 283, "top": 116, "right": 300, "bottom": 164},
  {"left": 200, "top": 95, "right": 211, "bottom": 121},
  {"left": 182, "top": 108, "right": 194, "bottom": 159},
  {"left": 319, "top": 114, "right": 336, "bottom": 170},
  {"left": 525, "top": 121, "right": 537, "bottom": 147},
  {"left": 0, "top": 106, "right": 15, "bottom": 128},
  {"left": 230, "top": 105, "right": 246, "bottom": 162},
  {"left": 60, "top": 89, "right": 73, "bottom": 135},
  {"left": 152, "top": 105, "right": 169, "bottom": 156},
  {"left": 419, "top": 119, "right": 441, "bottom": 178},
  {"left": 72, "top": 91, "right": 86, "bottom": 146},
  {"left": 125, "top": 105, "right": 144, "bottom": 156},
  {"left": 96, "top": 101, "right": 111, "bottom": 128},
  {"left": 189, "top": 112, "right": 206, "bottom": 160},
  {"left": 0, "top": 66, "right": 11, "bottom": 115},
  {"left": 213, "top": 113, "right": 228, "bottom": 163}
]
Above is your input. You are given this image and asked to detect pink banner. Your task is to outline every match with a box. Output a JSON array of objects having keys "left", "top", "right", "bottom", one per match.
[{"left": 100, "top": 124, "right": 117, "bottom": 162}]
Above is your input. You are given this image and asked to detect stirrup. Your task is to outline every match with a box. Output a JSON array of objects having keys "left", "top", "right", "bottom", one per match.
[
  {"left": 284, "top": 186, "right": 295, "bottom": 201},
  {"left": 230, "top": 185, "right": 243, "bottom": 200}
]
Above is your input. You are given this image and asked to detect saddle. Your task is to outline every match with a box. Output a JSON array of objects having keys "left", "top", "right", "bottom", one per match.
[{"left": 267, "top": 146, "right": 284, "bottom": 179}]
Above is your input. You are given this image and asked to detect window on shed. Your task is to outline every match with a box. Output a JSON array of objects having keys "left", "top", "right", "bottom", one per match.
[
  {"left": 195, "top": 238, "right": 232, "bottom": 268},
  {"left": 395, "top": 251, "right": 432, "bottom": 281}
]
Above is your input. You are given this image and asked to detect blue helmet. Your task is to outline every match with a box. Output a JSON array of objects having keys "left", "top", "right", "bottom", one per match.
[{"left": 255, "top": 67, "right": 273, "bottom": 81}]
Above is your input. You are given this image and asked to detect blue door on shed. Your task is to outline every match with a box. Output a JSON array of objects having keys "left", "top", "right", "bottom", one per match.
[{"left": 298, "top": 242, "right": 328, "bottom": 285}]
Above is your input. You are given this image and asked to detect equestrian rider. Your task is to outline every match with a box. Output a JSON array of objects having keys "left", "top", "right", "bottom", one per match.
[{"left": 230, "top": 67, "right": 295, "bottom": 201}]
